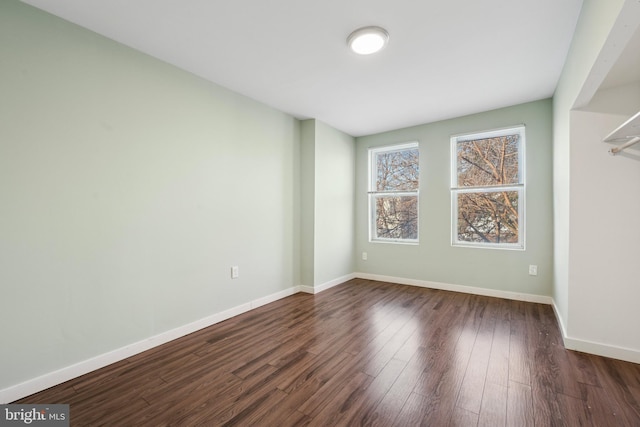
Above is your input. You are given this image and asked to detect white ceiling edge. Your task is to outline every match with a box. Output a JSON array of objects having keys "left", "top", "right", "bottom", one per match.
[
  {"left": 574, "top": 0, "right": 640, "bottom": 111},
  {"left": 20, "top": 0, "right": 584, "bottom": 137}
]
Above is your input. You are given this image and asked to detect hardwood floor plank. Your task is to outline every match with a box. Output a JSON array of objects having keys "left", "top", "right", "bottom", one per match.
[
  {"left": 581, "top": 382, "right": 633, "bottom": 427},
  {"left": 477, "top": 382, "right": 507, "bottom": 427},
  {"left": 528, "top": 304, "right": 582, "bottom": 400},
  {"left": 263, "top": 353, "right": 356, "bottom": 424},
  {"left": 590, "top": 355, "right": 640, "bottom": 423},
  {"left": 368, "top": 349, "right": 432, "bottom": 426},
  {"left": 526, "top": 305, "right": 581, "bottom": 426},
  {"left": 392, "top": 298, "right": 438, "bottom": 362},
  {"left": 358, "top": 312, "right": 423, "bottom": 378},
  {"left": 13, "top": 279, "right": 640, "bottom": 426},
  {"left": 280, "top": 410, "right": 312, "bottom": 427},
  {"left": 277, "top": 350, "right": 352, "bottom": 394},
  {"left": 565, "top": 350, "right": 601, "bottom": 387},
  {"left": 220, "top": 387, "right": 288, "bottom": 426},
  {"left": 449, "top": 407, "right": 479, "bottom": 427},
  {"left": 306, "top": 371, "right": 373, "bottom": 426},
  {"left": 485, "top": 299, "right": 511, "bottom": 388},
  {"left": 407, "top": 304, "right": 477, "bottom": 425},
  {"left": 297, "top": 352, "right": 372, "bottom": 417},
  {"left": 508, "top": 319, "right": 531, "bottom": 386},
  {"left": 456, "top": 299, "right": 496, "bottom": 414},
  {"left": 392, "top": 391, "right": 433, "bottom": 426},
  {"left": 556, "top": 391, "right": 590, "bottom": 427},
  {"left": 530, "top": 362, "right": 564, "bottom": 425},
  {"left": 506, "top": 381, "right": 533, "bottom": 427},
  {"left": 81, "top": 396, "right": 151, "bottom": 426},
  {"left": 140, "top": 366, "right": 239, "bottom": 408},
  {"left": 342, "top": 357, "right": 408, "bottom": 426},
  {"left": 230, "top": 337, "right": 301, "bottom": 379},
  {"left": 137, "top": 364, "right": 279, "bottom": 426},
  {"left": 69, "top": 377, "right": 162, "bottom": 424},
  {"left": 15, "top": 382, "right": 78, "bottom": 405}
]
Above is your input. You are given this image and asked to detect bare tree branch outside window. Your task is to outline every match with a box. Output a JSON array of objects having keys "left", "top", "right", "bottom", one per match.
[
  {"left": 369, "top": 144, "right": 419, "bottom": 241},
  {"left": 452, "top": 128, "right": 524, "bottom": 248}
]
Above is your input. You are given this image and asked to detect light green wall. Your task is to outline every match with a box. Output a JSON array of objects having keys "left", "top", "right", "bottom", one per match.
[
  {"left": 356, "top": 100, "right": 553, "bottom": 296},
  {"left": 6, "top": 0, "right": 635, "bottom": 398},
  {"left": 0, "top": 0, "right": 300, "bottom": 390},
  {"left": 300, "top": 121, "right": 316, "bottom": 287},
  {"left": 300, "top": 120, "right": 355, "bottom": 287},
  {"left": 314, "top": 121, "right": 355, "bottom": 285}
]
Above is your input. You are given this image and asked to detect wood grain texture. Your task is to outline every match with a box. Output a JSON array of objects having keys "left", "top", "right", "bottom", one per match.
[{"left": 14, "top": 279, "right": 640, "bottom": 426}]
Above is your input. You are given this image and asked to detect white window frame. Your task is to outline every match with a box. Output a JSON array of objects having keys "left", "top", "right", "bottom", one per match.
[
  {"left": 368, "top": 142, "right": 419, "bottom": 244},
  {"left": 450, "top": 126, "right": 525, "bottom": 250}
]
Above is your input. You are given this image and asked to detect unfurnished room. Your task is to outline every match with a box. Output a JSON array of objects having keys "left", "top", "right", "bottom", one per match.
[{"left": 1, "top": 0, "right": 640, "bottom": 425}]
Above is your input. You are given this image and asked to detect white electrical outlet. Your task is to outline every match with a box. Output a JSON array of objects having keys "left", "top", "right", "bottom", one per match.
[
  {"left": 231, "top": 266, "right": 239, "bottom": 279},
  {"left": 529, "top": 265, "right": 538, "bottom": 276},
  {"left": 362, "top": 252, "right": 368, "bottom": 261}
]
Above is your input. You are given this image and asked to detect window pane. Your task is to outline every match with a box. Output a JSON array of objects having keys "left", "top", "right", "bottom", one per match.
[
  {"left": 457, "top": 191, "right": 519, "bottom": 244},
  {"left": 457, "top": 134, "right": 520, "bottom": 187},
  {"left": 376, "top": 148, "right": 419, "bottom": 191},
  {"left": 375, "top": 195, "right": 418, "bottom": 240}
]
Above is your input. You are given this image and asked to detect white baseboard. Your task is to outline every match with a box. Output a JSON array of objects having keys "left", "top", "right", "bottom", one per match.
[
  {"left": 297, "top": 285, "right": 315, "bottom": 294},
  {"left": 551, "top": 300, "right": 640, "bottom": 364},
  {"left": 355, "top": 272, "right": 554, "bottom": 304},
  {"left": 0, "top": 285, "right": 300, "bottom": 404},
  {"left": 359, "top": 273, "right": 640, "bottom": 364},
  {"left": 551, "top": 300, "right": 569, "bottom": 338},
  {"left": 313, "top": 273, "right": 357, "bottom": 294},
  {"left": 249, "top": 286, "right": 299, "bottom": 310},
  {"left": 5, "top": 274, "right": 639, "bottom": 403},
  {"left": 1, "top": 275, "right": 355, "bottom": 402},
  {"left": 562, "top": 337, "right": 640, "bottom": 364},
  {"left": 295, "top": 273, "right": 357, "bottom": 295}
]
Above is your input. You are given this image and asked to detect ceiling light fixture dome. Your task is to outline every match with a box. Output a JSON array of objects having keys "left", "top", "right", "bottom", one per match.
[{"left": 347, "top": 26, "right": 389, "bottom": 55}]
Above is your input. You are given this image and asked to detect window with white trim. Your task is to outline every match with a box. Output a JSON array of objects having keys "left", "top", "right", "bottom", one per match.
[
  {"left": 369, "top": 142, "right": 419, "bottom": 243},
  {"left": 451, "top": 126, "right": 525, "bottom": 249}
]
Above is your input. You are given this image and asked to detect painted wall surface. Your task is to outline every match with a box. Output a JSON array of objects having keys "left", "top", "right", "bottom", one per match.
[
  {"left": 313, "top": 121, "right": 355, "bottom": 285},
  {"left": 551, "top": 0, "right": 640, "bottom": 361},
  {"left": 300, "top": 120, "right": 355, "bottom": 287},
  {"left": 570, "top": 105, "right": 640, "bottom": 352},
  {"left": 3, "top": 0, "right": 638, "bottom": 401},
  {"left": 0, "top": 1, "right": 300, "bottom": 390},
  {"left": 551, "top": 0, "right": 624, "bottom": 333},
  {"left": 300, "top": 120, "right": 316, "bottom": 287},
  {"left": 355, "top": 100, "right": 553, "bottom": 296}
]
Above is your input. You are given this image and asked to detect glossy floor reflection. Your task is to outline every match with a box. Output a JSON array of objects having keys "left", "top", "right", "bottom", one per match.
[{"left": 16, "top": 279, "right": 640, "bottom": 426}]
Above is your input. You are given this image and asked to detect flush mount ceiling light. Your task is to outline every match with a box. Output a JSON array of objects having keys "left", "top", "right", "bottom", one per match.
[{"left": 347, "top": 26, "right": 389, "bottom": 55}]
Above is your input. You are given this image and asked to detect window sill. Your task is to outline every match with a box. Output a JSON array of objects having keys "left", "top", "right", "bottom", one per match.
[{"left": 370, "top": 239, "right": 419, "bottom": 246}]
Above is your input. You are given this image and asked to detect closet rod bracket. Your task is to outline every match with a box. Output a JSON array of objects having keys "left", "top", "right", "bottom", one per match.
[{"left": 608, "top": 136, "right": 640, "bottom": 155}]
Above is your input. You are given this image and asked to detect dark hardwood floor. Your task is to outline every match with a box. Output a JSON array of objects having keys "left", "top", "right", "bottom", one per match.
[{"left": 16, "top": 279, "right": 640, "bottom": 426}]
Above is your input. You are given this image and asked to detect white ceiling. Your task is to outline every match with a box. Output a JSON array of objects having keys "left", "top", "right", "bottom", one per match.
[{"left": 22, "top": 0, "right": 584, "bottom": 137}]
